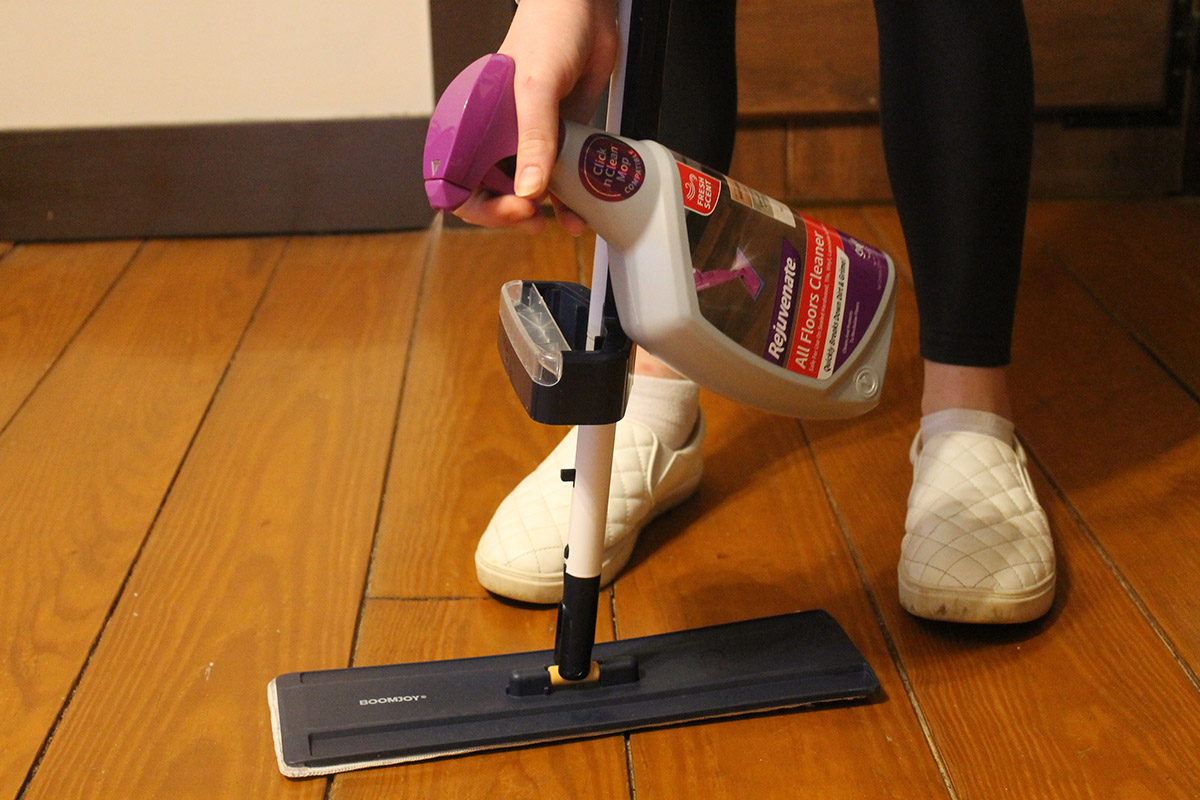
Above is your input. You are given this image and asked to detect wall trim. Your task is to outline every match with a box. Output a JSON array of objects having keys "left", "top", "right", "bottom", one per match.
[
  {"left": 0, "top": 0, "right": 512, "bottom": 241},
  {"left": 0, "top": 119, "right": 437, "bottom": 241}
]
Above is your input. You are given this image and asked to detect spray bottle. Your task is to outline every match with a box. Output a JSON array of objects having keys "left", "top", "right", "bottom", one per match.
[{"left": 424, "top": 53, "right": 896, "bottom": 419}]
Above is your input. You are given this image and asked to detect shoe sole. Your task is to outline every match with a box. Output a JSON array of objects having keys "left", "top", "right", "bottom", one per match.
[
  {"left": 475, "top": 473, "right": 703, "bottom": 605},
  {"left": 898, "top": 571, "right": 1056, "bottom": 624}
]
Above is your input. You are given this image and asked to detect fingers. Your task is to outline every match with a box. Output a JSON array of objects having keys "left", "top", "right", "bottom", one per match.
[
  {"left": 550, "top": 197, "right": 588, "bottom": 237},
  {"left": 454, "top": 192, "right": 548, "bottom": 235},
  {"left": 453, "top": 191, "right": 588, "bottom": 240},
  {"left": 453, "top": 191, "right": 589, "bottom": 240}
]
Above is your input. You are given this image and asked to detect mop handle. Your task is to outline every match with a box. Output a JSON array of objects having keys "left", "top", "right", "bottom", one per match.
[{"left": 553, "top": 0, "right": 632, "bottom": 681}]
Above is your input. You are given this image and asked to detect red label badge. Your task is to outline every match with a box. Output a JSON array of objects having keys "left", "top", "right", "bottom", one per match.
[
  {"left": 788, "top": 216, "right": 847, "bottom": 379},
  {"left": 677, "top": 162, "right": 719, "bottom": 216}
]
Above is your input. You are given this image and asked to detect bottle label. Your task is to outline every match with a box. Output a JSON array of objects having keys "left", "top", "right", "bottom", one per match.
[
  {"left": 578, "top": 134, "right": 646, "bottom": 201},
  {"left": 726, "top": 176, "right": 796, "bottom": 228},
  {"left": 764, "top": 217, "right": 888, "bottom": 380},
  {"left": 675, "top": 153, "right": 891, "bottom": 381},
  {"left": 677, "top": 162, "right": 719, "bottom": 216}
]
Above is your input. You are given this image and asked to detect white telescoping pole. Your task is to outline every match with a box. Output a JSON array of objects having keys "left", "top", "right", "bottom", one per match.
[{"left": 555, "top": 0, "right": 633, "bottom": 680}]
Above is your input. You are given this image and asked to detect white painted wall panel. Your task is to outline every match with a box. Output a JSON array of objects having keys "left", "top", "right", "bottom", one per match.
[{"left": 0, "top": 0, "right": 434, "bottom": 129}]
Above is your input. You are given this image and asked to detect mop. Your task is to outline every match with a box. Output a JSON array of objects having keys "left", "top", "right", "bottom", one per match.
[
  {"left": 694, "top": 248, "right": 766, "bottom": 299},
  {"left": 268, "top": 0, "right": 890, "bottom": 777}
]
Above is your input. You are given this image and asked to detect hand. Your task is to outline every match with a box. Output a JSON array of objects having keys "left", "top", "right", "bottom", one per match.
[{"left": 454, "top": 0, "right": 619, "bottom": 235}]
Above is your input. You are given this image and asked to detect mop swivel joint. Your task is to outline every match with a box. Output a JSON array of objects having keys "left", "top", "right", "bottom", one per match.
[
  {"left": 506, "top": 656, "right": 640, "bottom": 697},
  {"left": 548, "top": 662, "right": 602, "bottom": 686}
]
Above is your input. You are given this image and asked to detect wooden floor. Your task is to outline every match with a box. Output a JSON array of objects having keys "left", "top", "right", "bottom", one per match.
[{"left": 2, "top": 199, "right": 1199, "bottom": 799}]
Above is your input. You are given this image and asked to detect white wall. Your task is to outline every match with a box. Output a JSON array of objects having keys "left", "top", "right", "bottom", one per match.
[{"left": 0, "top": 0, "right": 435, "bottom": 129}]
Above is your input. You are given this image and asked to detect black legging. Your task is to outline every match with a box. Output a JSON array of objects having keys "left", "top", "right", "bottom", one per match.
[{"left": 653, "top": 0, "right": 1033, "bottom": 368}]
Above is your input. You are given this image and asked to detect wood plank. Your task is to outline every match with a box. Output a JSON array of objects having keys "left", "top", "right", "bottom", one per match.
[
  {"left": 330, "top": 224, "right": 629, "bottom": 797},
  {"left": 19, "top": 234, "right": 427, "bottom": 800},
  {"left": 609, "top": 228, "right": 949, "bottom": 799},
  {"left": 737, "top": 0, "right": 881, "bottom": 116},
  {"left": 0, "top": 238, "right": 280, "bottom": 799},
  {"left": 1026, "top": 199, "right": 1200, "bottom": 396},
  {"left": 618, "top": 397, "right": 951, "bottom": 799},
  {"left": 771, "top": 121, "right": 1185, "bottom": 204},
  {"left": 736, "top": 0, "right": 1172, "bottom": 116},
  {"left": 1026, "top": 123, "right": 1186, "bottom": 197},
  {"left": 0, "top": 240, "right": 138, "bottom": 427},
  {"left": 331, "top": 597, "right": 629, "bottom": 798},
  {"left": 816, "top": 206, "right": 1200, "bottom": 798},
  {"left": 729, "top": 124, "right": 789, "bottom": 202},
  {"left": 3, "top": 200, "right": 1192, "bottom": 796},
  {"left": 784, "top": 123, "right": 892, "bottom": 204},
  {"left": 1014, "top": 208, "right": 1200, "bottom": 670},
  {"left": 871, "top": 201, "right": 1200, "bottom": 670},
  {"left": 368, "top": 226, "right": 584, "bottom": 598},
  {"left": 1025, "top": 0, "right": 1174, "bottom": 109},
  {"left": 727, "top": 119, "right": 1185, "bottom": 206},
  {"left": 1187, "top": 68, "right": 1200, "bottom": 193}
]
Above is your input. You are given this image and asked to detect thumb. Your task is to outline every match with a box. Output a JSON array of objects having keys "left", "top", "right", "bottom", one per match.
[{"left": 509, "top": 73, "right": 561, "bottom": 199}]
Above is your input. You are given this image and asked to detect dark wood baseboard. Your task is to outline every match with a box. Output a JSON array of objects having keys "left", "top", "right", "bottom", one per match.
[
  {"left": 0, "top": 118, "right": 438, "bottom": 241},
  {"left": 1, "top": 0, "right": 514, "bottom": 242}
]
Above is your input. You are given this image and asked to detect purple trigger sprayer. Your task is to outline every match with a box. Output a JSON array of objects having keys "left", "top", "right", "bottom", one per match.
[
  {"left": 425, "top": 53, "right": 897, "bottom": 420},
  {"left": 424, "top": 56, "right": 520, "bottom": 210}
]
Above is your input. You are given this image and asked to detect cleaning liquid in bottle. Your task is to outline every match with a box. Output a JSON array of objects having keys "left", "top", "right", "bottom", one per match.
[{"left": 425, "top": 54, "right": 896, "bottom": 419}]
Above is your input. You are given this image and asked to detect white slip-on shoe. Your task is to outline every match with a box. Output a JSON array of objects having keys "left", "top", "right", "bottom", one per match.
[
  {"left": 475, "top": 413, "right": 705, "bottom": 603},
  {"left": 900, "top": 429, "right": 1056, "bottom": 624}
]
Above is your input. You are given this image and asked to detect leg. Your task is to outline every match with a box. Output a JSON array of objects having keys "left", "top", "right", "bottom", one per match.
[
  {"left": 921, "top": 361, "right": 1012, "bottom": 419},
  {"left": 875, "top": 0, "right": 1033, "bottom": 376},
  {"left": 874, "top": 0, "right": 1055, "bottom": 623},
  {"left": 475, "top": 0, "right": 736, "bottom": 602}
]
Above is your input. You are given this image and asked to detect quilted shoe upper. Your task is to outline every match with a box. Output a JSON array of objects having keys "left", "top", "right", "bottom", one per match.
[
  {"left": 476, "top": 415, "right": 705, "bottom": 580},
  {"left": 902, "top": 431, "right": 1055, "bottom": 596}
]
